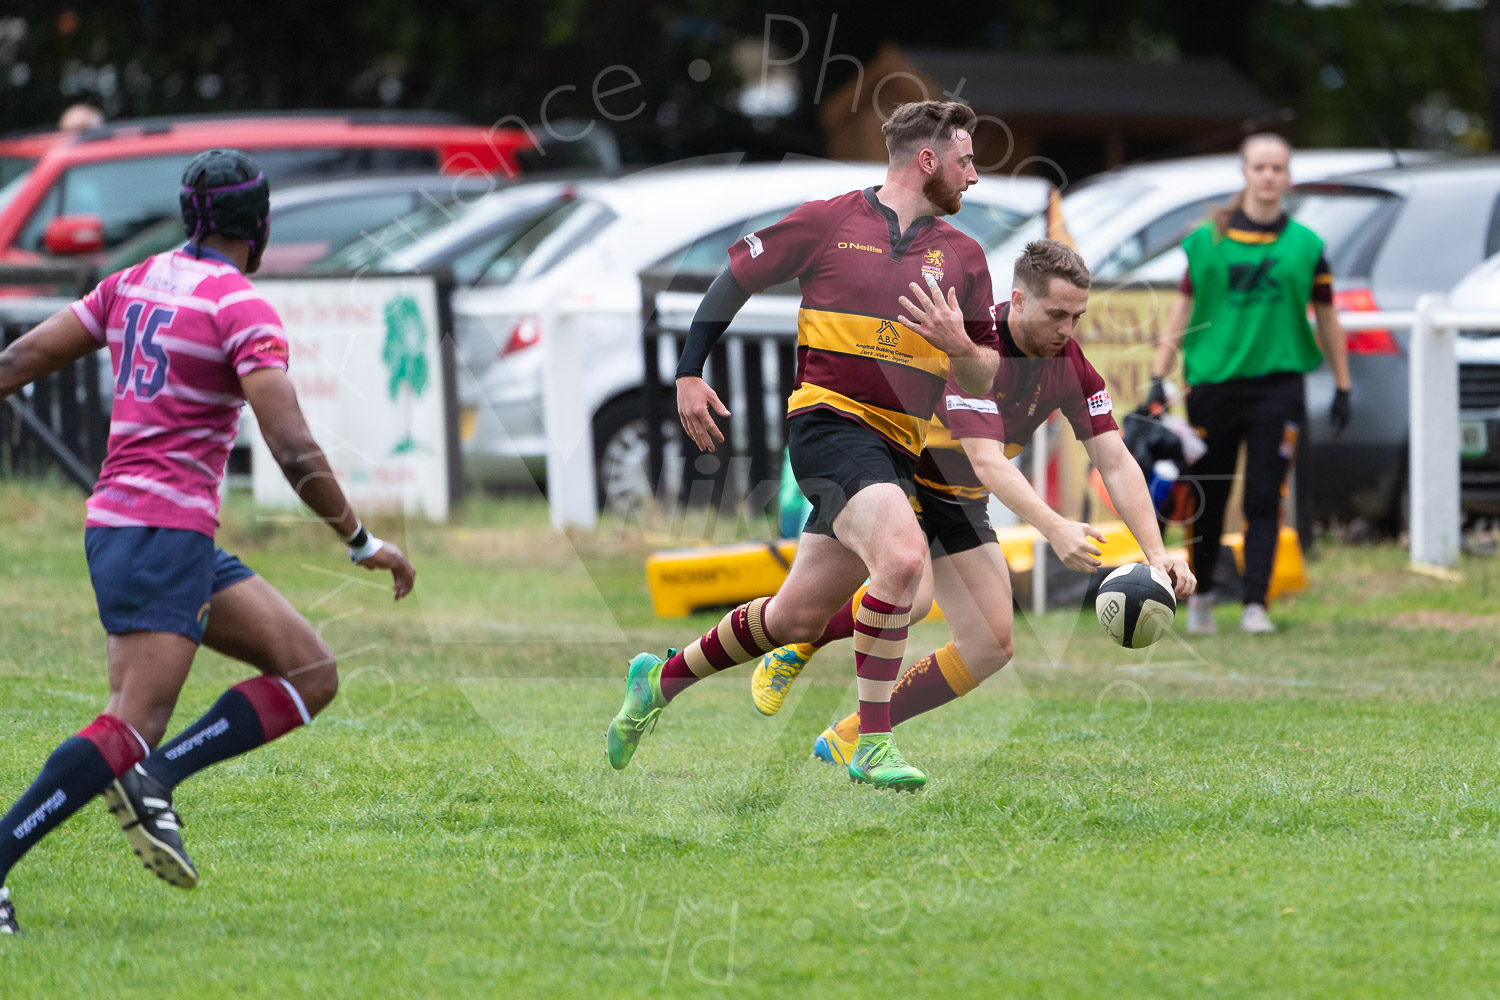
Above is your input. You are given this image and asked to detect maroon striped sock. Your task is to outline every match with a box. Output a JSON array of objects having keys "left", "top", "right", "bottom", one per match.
[
  {"left": 660, "top": 597, "right": 780, "bottom": 702},
  {"left": 852, "top": 593, "right": 911, "bottom": 735},
  {"left": 811, "top": 583, "right": 869, "bottom": 649}
]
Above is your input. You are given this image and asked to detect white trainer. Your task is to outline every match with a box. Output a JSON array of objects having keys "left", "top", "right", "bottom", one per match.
[
  {"left": 1186, "top": 594, "right": 1216, "bottom": 634},
  {"left": 1241, "top": 603, "right": 1276, "bottom": 633}
]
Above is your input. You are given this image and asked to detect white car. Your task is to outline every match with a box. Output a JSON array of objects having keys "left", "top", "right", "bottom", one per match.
[
  {"left": 452, "top": 156, "right": 1048, "bottom": 507},
  {"left": 1442, "top": 253, "right": 1500, "bottom": 516},
  {"left": 989, "top": 149, "right": 1432, "bottom": 286}
]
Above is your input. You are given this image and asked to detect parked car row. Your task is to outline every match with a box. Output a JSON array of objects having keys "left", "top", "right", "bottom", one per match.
[
  {"left": 1108, "top": 158, "right": 1500, "bottom": 529},
  {"left": 5, "top": 109, "right": 1495, "bottom": 524},
  {"left": 440, "top": 158, "right": 1048, "bottom": 506},
  {"left": 0, "top": 109, "right": 574, "bottom": 265}
]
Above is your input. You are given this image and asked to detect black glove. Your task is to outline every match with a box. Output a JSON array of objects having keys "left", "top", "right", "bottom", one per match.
[
  {"left": 1145, "top": 377, "right": 1167, "bottom": 413},
  {"left": 1329, "top": 388, "right": 1352, "bottom": 437}
]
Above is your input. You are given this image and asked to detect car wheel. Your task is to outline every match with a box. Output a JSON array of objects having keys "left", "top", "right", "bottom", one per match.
[{"left": 593, "top": 392, "right": 682, "bottom": 515}]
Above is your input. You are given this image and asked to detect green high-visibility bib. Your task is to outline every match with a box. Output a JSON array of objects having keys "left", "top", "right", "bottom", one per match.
[{"left": 1181, "top": 218, "right": 1326, "bottom": 386}]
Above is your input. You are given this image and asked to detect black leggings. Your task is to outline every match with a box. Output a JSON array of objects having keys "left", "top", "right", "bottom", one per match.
[{"left": 1182, "top": 373, "right": 1305, "bottom": 607}]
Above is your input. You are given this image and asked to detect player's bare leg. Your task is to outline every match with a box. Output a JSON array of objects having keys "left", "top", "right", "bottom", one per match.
[
  {"left": 606, "top": 529, "right": 870, "bottom": 770},
  {"left": 106, "top": 576, "right": 335, "bottom": 888},
  {"left": 822, "top": 484, "right": 930, "bottom": 790},
  {"left": 818, "top": 544, "right": 1015, "bottom": 766},
  {"left": 759, "top": 560, "right": 936, "bottom": 717},
  {"left": 199, "top": 576, "right": 339, "bottom": 714},
  {"left": 0, "top": 632, "right": 192, "bottom": 917}
]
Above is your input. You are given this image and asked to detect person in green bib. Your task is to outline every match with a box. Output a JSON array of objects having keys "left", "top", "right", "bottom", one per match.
[{"left": 1148, "top": 133, "right": 1352, "bottom": 635}]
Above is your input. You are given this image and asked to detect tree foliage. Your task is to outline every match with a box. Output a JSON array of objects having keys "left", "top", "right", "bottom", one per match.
[{"left": 0, "top": 1, "right": 1488, "bottom": 155}]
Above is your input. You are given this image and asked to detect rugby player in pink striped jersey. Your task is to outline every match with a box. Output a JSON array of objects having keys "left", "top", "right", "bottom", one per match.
[{"left": 0, "top": 149, "right": 415, "bottom": 934}]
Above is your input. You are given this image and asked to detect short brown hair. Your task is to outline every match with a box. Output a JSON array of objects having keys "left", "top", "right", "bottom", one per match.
[
  {"left": 881, "top": 101, "right": 977, "bottom": 162},
  {"left": 1013, "top": 239, "right": 1091, "bottom": 297}
]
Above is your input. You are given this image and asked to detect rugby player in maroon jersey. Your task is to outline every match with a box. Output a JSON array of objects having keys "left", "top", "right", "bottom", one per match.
[
  {"left": 606, "top": 102, "right": 1002, "bottom": 791},
  {"left": 748, "top": 240, "right": 1196, "bottom": 766}
]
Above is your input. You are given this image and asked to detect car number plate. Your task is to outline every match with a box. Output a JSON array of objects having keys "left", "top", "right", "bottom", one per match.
[{"left": 1460, "top": 419, "right": 1487, "bottom": 459}]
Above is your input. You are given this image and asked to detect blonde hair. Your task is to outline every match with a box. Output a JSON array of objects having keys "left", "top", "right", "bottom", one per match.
[
  {"left": 1013, "top": 239, "right": 1091, "bottom": 297},
  {"left": 1211, "top": 133, "right": 1292, "bottom": 232}
]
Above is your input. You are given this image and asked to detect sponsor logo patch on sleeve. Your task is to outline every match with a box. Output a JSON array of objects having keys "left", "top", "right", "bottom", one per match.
[
  {"left": 1087, "top": 390, "right": 1112, "bottom": 417},
  {"left": 253, "top": 339, "right": 289, "bottom": 361},
  {"left": 743, "top": 232, "right": 764, "bottom": 258},
  {"left": 946, "top": 394, "right": 998, "bottom": 414}
]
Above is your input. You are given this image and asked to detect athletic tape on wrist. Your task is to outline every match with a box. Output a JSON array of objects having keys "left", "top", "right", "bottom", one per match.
[{"left": 348, "top": 534, "right": 384, "bottom": 563}]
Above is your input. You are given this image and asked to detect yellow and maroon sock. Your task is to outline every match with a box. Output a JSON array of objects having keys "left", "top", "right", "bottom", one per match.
[
  {"left": 811, "top": 583, "right": 870, "bottom": 649},
  {"left": 853, "top": 592, "right": 912, "bottom": 735},
  {"left": 660, "top": 597, "right": 781, "bottom": 702},
  {"left": 890, "top": 642, "right": 977, "bottom": 727}
]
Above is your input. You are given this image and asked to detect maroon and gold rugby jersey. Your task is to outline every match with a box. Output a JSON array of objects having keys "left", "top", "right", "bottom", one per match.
[
  {"left": 915, "top": 303, "right": 1118, "bottom": 500},
  {"left": 727, "top": 187, "right": 997, "bottom": 458}
]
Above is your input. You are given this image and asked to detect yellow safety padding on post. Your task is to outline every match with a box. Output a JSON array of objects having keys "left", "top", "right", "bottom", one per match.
[
  {"left": 642, "top": 521, "right": 1307, "bottom": 619},
  {"left": 645, "top": 541, "right": 798, "bottom": 618}
]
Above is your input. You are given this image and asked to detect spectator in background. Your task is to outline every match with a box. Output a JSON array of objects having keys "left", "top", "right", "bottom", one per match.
[
  {"left": 58, "top": 103, "right": 104, "bottom": 131},
  {"left": 1148, "top": 133, "right": 1352, "bottom": 635}
]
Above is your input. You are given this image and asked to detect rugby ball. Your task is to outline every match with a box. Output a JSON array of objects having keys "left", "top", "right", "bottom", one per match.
[{"left": 1094, "top": 563, "right": 1177, "bottom": 649}]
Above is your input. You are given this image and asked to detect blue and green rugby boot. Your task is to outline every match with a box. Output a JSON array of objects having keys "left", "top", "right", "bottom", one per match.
[{"left": 606, "top": 651, "right": 670, "bottom": 770}]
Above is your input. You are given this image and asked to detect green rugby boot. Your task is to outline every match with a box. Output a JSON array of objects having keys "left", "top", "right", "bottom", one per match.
[
  {"left": 847, "top": 732, "right": 926, "bottom": 792},
  {"left": 606, "top": 651, "right": 669, "bottom": 770}
]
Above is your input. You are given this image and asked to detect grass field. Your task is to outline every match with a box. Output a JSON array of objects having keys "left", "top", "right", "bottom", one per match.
[{"left": 2, "top": 479, "right": 1499, "bottom": 998}]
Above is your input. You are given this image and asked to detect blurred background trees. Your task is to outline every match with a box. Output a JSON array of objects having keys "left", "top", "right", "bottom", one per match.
[{"left": 0, "top": 0, "right": 1491, "bottom": 164}]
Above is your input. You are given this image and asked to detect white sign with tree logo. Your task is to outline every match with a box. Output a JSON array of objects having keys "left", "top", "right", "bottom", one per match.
[{"left": 247, "top": 276, "right": 450, "bottom": 522}]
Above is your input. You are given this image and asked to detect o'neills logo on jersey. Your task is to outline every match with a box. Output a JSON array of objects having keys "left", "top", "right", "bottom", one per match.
[
  {"left": 921, "top": 248, "right": 945, "bottom": 282},
  {"left": 838, "top": 241, "right": 884, "bottom": 254}
]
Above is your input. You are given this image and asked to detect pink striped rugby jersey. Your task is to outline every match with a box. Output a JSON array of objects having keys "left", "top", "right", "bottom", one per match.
[{"left": 70, "top": 246, "right": 290, "bottom": 537}]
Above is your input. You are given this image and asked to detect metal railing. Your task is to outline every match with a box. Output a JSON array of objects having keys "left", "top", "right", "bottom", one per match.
[
  {"left": 542, "top": 286, "right": 1472, "bottom": 578},
  {"left": 0, "top": 263, "right": 109, "bottom": 492}
]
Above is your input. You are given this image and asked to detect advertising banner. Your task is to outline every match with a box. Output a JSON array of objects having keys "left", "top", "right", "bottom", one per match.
[{"left": 249, "top": 276, "right": 450, "bottom": 521}]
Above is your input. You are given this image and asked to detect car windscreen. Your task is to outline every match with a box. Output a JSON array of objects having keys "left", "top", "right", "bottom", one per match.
[
  {"left": 1288, "top": 188, "right": 1401, "bottom": 279},
  {"left": 270, "top": 194, "right": 419, "bottom": 247},
  {"left": 16, "top": 147, "right": 445, "bottom": 252},
  {"left": 315, "top": 194, "right": 493, "bottom": 271},
  {"left": 948, "top": 199, "right": 1028, "bottom": 247},
  {"left": 986, "top": 179, "right": 1147, "bottom": 262},
  {"left": 480, "top": 198, "right": 616, "bottom": 286},
  {"left": 0, "top": 167, "right": 32, "bottom": 218},
  {"left": 1119, "top": 187, "right": 1402, "bottom": 285},
  {"left": 0, "top": 156, "right": 37, "bottom": 189}
]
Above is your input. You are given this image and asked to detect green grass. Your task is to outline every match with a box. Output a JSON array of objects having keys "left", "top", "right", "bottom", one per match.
[{"left": 2, "top": 480, "right": 1499, "bottom": 998}]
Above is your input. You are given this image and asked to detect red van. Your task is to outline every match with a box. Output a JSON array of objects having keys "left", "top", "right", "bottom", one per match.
[{"left": 0, "top": 112, "right": 535, "bottom": 264}]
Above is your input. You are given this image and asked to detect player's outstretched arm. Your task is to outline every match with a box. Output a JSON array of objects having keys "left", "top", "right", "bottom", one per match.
[
  {"left": 240, "top": 367, "right": 416, "bottom": 600},
  {"left": 0, "top": 308, "right": 100, "bottom": 400},
  {"left": 962, "top": 436, "right": 1105, "bottom": 573},
  {"left": 1085, "top": 430, "right": 1195, "bottom": 597},
  {"left": 897, "top": 280, "right": 998, "bottom": 395}
]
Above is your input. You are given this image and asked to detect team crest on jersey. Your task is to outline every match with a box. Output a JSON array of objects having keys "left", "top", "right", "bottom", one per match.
[{"left": 920, "top": 248, "right": 945, "bottom": 283}]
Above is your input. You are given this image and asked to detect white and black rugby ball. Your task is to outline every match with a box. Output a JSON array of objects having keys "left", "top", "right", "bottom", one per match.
[{"left": 1094, "top": 563, "right": 1177, "bottom": 649}]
